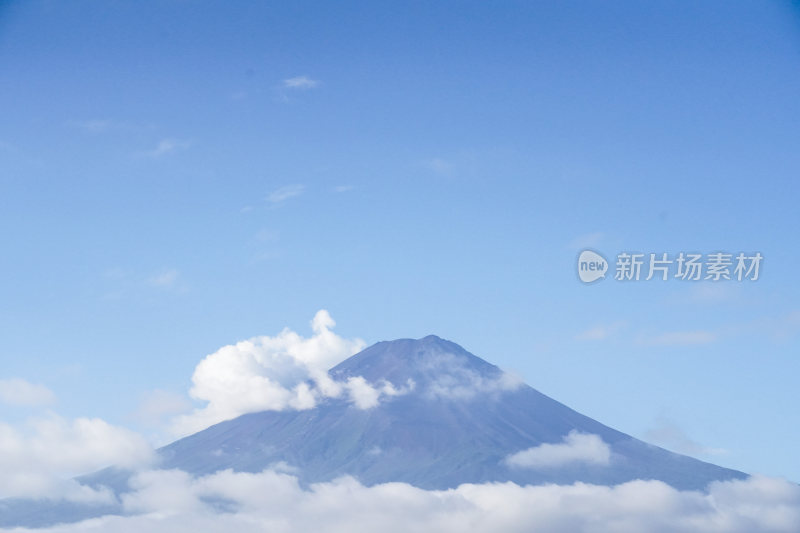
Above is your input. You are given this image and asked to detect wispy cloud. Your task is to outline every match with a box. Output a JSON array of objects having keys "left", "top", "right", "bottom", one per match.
[
  {"left": 723, "top": 310, "right": 800, "bottom": 342},
  {"left": 423, "top": 157, "right": 455, "bottom": 176},
  {"left": 144, "top": 138, "right": 191, "bottom": 158},
  {"left": 282, "top": 75, "right": 320, "bottom": 89},
  {"left": 102, "top": 267, "right": 185, "bottom": 299},
  {"left": 665, "top": 283, "right": 742, "bottom": 306},
  {"left": 576, "top": 320, "right": 716, "bottom": 346},
  {"left": 132, "top": 390, "right": 192, "bottom": 429},
  {"left": 638, "top": 330, "right": 717, "bottom": 346},
  {"left": 267, "top": 184, "right": 306, "bottom": 204},
  {"left": 71, "top": 119, "right": 115, "bottom": 133},
  {"left": 334, "top": 184, "right": 354, "bottom": 193},
  {"left": 0, "top": 378, "right": 56, "bottom": 407},
  {"left": 146, "top": 269, "right": 180, "bottom": 289},
  {"left": 767, "top": 311, "right": 800, "bottom": 340},
  {"left": 644, "top": 416, "right": 727, "bottom": 457},
  {"left": 70, "top": 118, "right": 155, "bottom": 134},
  {"left": 568, "top": 232, "right": 606, "bottom": 251},
  {"left": 576, "top": 321, "right": 627, "bottom": 341},
  {"left": 254, "top": 228, "right": 279, "bottom": 243}
]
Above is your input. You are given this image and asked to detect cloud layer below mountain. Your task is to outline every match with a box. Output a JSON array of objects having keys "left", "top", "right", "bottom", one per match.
[
  {"left": 0, "top": 415, "right": 154, "bottom": 500},
  {"left": 4, "top": 469, "right": 798, "bottom": 533}
]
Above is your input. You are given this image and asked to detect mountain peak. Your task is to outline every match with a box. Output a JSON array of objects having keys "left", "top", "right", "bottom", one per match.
[{"left": 329, "top": 335, "right": 506, "bottom": 396}]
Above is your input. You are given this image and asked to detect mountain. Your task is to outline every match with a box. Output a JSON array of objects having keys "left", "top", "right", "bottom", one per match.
[
  {"left": 150, "top": 335, "right": 744, "bottom": 489},
  {"left": 0, "top": 335, "right": 746, "bottom": 527}
]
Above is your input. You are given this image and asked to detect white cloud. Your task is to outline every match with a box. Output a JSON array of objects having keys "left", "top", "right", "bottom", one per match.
[
  {"left": 72, "top": 119, "right": 114, "bottom": 133},
  {"left": 132, "top": 390, "right": 192, "bottom": 428},
  {"left": 343, "top": 376, "right": 414, "bottom": 410},
  {"left": 70, "top": 119, "right": 154, "bottom": 133},
  {"left": 424, "top": 351, "right": 521, "bottom": 400},
  {"left": 644, "top": 416, "right": 727, "bottom": 457},
  {"left": 0, "top": 414, "right": 154, "bottom": 500},
  {"left": 505, "top": 431, "right": 611, "bottom": 469},
  {"left": 146, "top": 268, "right": 180, "bottom": 289},
  {"left": 267, "top": 184, "right": 306, "bottom": 204},
  {"left": 334, "top": 185, "right": 354, "bottom": 193},
  {"left": 575, "top": 321, "right": 626, "bottom": 341},
  {"left": 640, "top": 330, "right": 717, "bottom": 346},
  {"left": 0, "top": 378, "right": 56, "bottom": 406},
  {"left": 752, "top": 311, "right": 800, "bottom": 341},
  {"left": 144, "top": 138, "right": 191, "bottom": 157},
  {"left": 343, "top": 376, "right": 381, "bottom": 409},
  {"left": 567, "top": 232, "right": 606, "bottom": 250},
  {"left": 685, "top": 283, "right": 740, "bottom": 305},
  {"left": 282, "top": 76, "right": 320, "bottom": 89},
  {"left": 254, "top": 228, "right": 279, "bottom": 242},
  {"left": 423, "top": 157, "right": 455, "bottom": 176},
  {"left": 8, "top": 470, "right": 800, "bottom": 533},
  {"left": 170, "top": 311, "right": 375, "bottom": 436}
]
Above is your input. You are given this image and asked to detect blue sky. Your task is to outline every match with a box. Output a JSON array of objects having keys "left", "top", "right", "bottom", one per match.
[{"left": 1, "top": 0, "right": 799, "bottom": 482}]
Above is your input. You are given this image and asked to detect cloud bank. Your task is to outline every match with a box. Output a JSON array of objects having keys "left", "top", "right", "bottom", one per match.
[
  {"left": 5, "top": 470, "right": 799, "bottom": 533},
  {"left": 0, "top": 414, "right": 154, "bottom": 500}
]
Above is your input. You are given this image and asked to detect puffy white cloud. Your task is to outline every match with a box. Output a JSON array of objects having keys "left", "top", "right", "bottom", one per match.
[
  {"left": 343, "top": 377, "right": 380, "bottom": 409},
  {"left": 343, "top": 377, "right": 414, "bottom": 410},
  {"left": 0, "top": 378, "right": 56, "bottom": 406},
  {"left": 0, "top": 414, "right": 154, "bottom": 500},
  {"left": 6, "top": 470, "right": 799, "bottom": 533},
  {"left": 170, "top": 311, "right": 372, "bottom": 436},
  {"left": 505, "top": 431, "right": 611, "bottom": 469}
]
